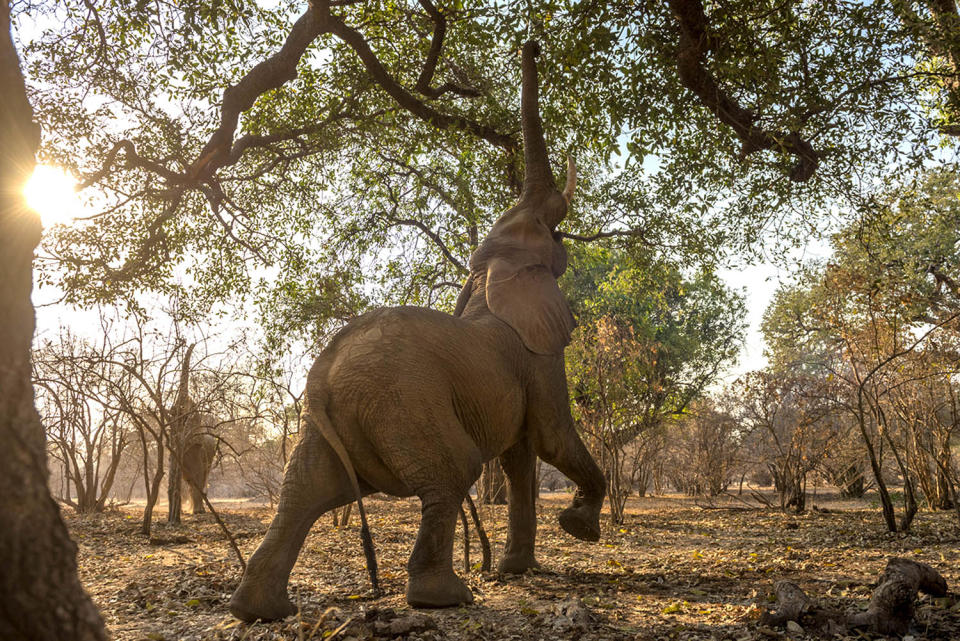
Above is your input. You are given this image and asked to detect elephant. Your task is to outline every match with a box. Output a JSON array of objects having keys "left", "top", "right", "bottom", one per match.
[
  {"left": 181, "top": 429, "right": 218, "bottom": 514},
  {"left": 168, "top": 343, "right": 220, "bottom": 520},
  {"left": 229, "top": 41, "right": 606, "bottom": 622}
]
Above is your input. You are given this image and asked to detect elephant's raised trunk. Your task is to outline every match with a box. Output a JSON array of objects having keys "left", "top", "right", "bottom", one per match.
[
  {"left": 520, "top": 41, "right": 554, "bottom": 195},
  {"left": 175, "top": 343, "right": 195, "bottom": 415}
]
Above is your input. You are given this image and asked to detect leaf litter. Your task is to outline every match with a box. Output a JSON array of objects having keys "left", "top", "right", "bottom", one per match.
[{"left": 66, "top": 494, "right": 960, "bottom": 640}]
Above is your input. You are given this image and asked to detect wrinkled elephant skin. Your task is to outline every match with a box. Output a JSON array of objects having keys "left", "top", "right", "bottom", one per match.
[{"left": 230, "top": 41, "right": 605, "bottom": 622}]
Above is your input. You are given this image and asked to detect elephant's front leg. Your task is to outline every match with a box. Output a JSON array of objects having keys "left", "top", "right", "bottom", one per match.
[
  {"left": 498, "top": 438, "right": 539, "bottom": 574},
  {"left": 536, "top": 427, "right": 605, "bottom": 542},
  {"left": 406, "top": 495, "right": 474, "bottom": 608},
  {"left": 529, "top": 359, "right": 607, "bottom": 542}
]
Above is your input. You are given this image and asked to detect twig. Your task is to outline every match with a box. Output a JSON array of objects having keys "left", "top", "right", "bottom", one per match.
[
  {"left": 695, "top": 501, "right": 759, "bottom": 511},
  {"left": 750, "top": 490, "right": 775, "bottom": 508},
  {"left": 325, "top": 615, "right": 356, "bottom": 641},
  {"left": 200, "top": 493, "right": 246, "bottom": 571},
  {"left": 458, "top": 504, "right": 470, "bottom": 573}
]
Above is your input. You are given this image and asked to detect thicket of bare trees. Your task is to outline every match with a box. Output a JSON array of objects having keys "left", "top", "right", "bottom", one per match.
[{"left": 34, "top": 311, "right": 307, "bottom": 534}]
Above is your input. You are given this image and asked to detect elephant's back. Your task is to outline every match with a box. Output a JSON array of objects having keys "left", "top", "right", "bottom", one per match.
[
  {"left": 302, "top": 305, "right": 526, "bottom": 491},
  {"left": 312, "top": 306, "right": 519, "bottom": 403}
]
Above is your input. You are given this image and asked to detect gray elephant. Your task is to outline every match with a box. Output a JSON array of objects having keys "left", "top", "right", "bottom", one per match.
[
  {"left": 229, "top": 41, "right": 606, "bottom": 622},
  {"left": 181, "top": 429, "right": 217, "bottom": 514},
  {"left": 168, "top": 343, "right": 219, "bottom": 520}
]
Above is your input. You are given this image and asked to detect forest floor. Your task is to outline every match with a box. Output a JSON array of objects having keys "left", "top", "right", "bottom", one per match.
[{"left": 67, "top": 492, "right": 960, "bottom": 641}]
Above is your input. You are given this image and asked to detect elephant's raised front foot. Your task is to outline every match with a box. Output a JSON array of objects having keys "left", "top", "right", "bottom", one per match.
[
  {"left": 558, "top": 503, "right": 601, "bottom": 542},
  {"left": 228, "top": 583, "right": 296, "bottom": 622},
  {"left": 406, "top": 570, "right": 474, "bottom": 608},
  {"left": 498, "top": 551, "right": 539, "bottom": 574}
]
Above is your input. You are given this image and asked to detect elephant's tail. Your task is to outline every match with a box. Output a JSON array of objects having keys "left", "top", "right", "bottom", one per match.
[{"left": 303, "top": 408, "right": 380, "bottom": 596}]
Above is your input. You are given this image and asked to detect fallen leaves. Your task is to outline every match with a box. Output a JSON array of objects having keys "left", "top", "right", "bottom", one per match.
[{"left": 65, "top": 494, "right": 960, "bottom": 641}]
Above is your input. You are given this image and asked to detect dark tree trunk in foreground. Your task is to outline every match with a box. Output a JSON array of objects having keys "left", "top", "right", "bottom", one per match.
[{"left": 0, "top": 3, "right": 106, "bottom": 638}]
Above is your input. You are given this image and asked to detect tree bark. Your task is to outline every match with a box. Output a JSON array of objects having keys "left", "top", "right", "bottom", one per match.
[
  {"left": 763, "top": 558, "right": 947, "bottom": 637},
  {"left": 0, "top": 3, "right": 106, "bottom": 638}
]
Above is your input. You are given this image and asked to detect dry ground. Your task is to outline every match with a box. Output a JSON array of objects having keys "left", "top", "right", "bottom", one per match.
[{"left": 67, "top": 492, "right": 960, "bottom": 640}]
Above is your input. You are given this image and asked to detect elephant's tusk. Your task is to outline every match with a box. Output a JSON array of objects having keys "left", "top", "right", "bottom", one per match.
[{"left": 562, "top": 156, "right": 577, "bottom": 203}]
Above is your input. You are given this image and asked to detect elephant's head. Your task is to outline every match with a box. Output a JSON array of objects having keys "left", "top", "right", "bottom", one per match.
[{"left": 459, "top": 41, "right": 577, "bottom": 356}]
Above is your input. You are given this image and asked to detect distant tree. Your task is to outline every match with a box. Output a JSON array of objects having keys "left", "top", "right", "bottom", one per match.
[
  {"left": 663, "top": 398, "right": 741, "bottom": 497},
  {"left": 734, "top": 371, "right": 838, "bottom": 512},
  {"left": 565, "top": 245, "right": 745, "bottom": 523},
  {"left": 763, "top": 170, "right": 960, "bottom": 530},
  {"left": 33, "top": 330, "right": 132, "bottom": 513}
]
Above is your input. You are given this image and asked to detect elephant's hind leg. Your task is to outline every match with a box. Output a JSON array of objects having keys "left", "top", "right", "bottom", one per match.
[
  {"left": 398, "top": 427, "right": 480, "bottom": 608},
  {"left": 498, "top": 438, "right": 539, "bottom": 574},
  {"left": 188, "top": 484, "right": 205, "bottom": 514},
  {"left": 229, "top": 421, "right": 355, "bottom": 622},
  {"left": 406, "top": 494, "right": 475, "bottom": 608}
]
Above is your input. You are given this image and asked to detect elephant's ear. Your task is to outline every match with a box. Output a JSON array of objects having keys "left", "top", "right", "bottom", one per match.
[{"left": 485, "top": 255, "right": 575, "bottom": 354}]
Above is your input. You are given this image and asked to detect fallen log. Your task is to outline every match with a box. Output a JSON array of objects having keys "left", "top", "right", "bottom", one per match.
[{"left": 761, "top": 558, "right": 948, "bottom": 637}]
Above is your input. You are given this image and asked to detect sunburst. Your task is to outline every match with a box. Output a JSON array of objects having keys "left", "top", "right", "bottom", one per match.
[{"left": 24, "top": 164, "right": 81, "bottom": 227}]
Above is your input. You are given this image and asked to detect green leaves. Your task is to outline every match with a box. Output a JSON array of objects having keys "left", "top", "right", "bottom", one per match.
[{"left": 18, "top": 0, "right": 960, "bottom": 354}]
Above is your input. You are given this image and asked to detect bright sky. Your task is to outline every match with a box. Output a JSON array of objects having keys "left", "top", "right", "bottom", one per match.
[{"left": 24, "top": 165, "right": 82, "bottom": 228}]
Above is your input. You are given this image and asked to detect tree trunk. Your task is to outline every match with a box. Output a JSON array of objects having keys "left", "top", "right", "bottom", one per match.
[
  {"left": 139, "top": 429, "right": 165, "bottom": 536},
  {"left": 0, "top": 4, "right": 106, "bottom": 638},
  {"left": 478, "top": 460, "right": 507, "bottom": 504},
  {"left": 934, "top": 447, "right": 954, "bottom": 510},
  {"left": 858, "top": 409, "right": 898, "bottom": 531},
  {"left": 167, "top": 448, "right": 182, "bottom": 524},
  {"left": 142, "top": 452, "right": 165, "bottom": 537},
  {"left": 838, "top": 463, "right": 865, "bottom": 498}
]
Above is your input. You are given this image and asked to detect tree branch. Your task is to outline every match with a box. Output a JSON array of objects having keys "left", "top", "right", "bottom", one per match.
[
  {"left": 79, "top": 140, "right": 184, "bottom": 189},
  {"left": 326, "top": 13, "right": 515, "bottom": 150},
  {"left": 414, "top": 0, "right": 481, "bottom": 98},
  {"left": 668, "top": 0, "right": 819, "bottom": 182},
  {"left": 557, "top": 227, "right": 654, "bottom": 245},
  {"left": 189, "top": 7, "right": 330, "bottom": 179}
]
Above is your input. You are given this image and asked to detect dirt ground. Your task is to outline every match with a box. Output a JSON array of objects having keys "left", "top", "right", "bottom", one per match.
[{"left": 67, "top": 492, "right": 960, "bottom": 640}]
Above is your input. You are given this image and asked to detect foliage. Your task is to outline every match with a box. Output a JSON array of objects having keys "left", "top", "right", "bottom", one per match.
[
  {"left": 564, "top": 244, "right": 745, "bottom": 521},
  {"left": 15, "top": 0, "right": 960, "bottom": 348}
]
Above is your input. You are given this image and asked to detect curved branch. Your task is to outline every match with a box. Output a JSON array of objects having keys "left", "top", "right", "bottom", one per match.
[
  {"left": 558, "top": 227, "right": 654, "bottom": 245},
  {"left": 393, "top": 216, "right": 468, "bottom": 274},
  {"left": 414, "top": 0, "right": 481, "bottom": 98},
  {"left": 668, "top": 0, "right": 819, "bottom": 182},
  {"left": 189, "top": 7, "right": 330, "bottom": 179},
  {"left": 326, "top": 13, "right": 516, "bottom": 150},
  {"left": 79, "top": 140, "right": 184, "bottom": 189}
]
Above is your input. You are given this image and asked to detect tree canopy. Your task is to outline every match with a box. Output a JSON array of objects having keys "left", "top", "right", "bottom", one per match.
[
  {"left": 15, "top": 0, "right": 960, "bottom": 348},
  {"left": 760, "top": 169, "right": 960, "bottom": 530}
]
